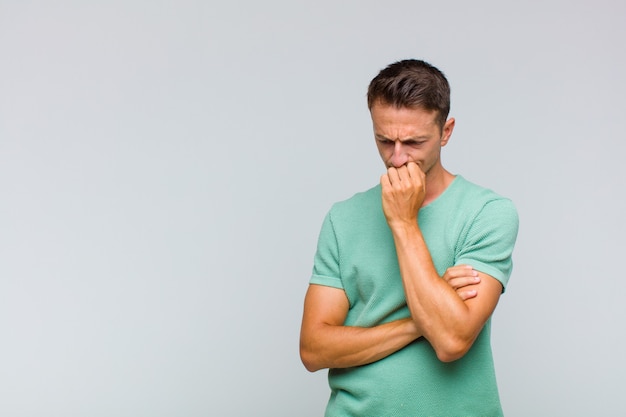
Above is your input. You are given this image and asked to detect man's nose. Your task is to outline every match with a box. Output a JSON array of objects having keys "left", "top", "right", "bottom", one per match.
[{"left": 390, "top": 142, "right": 408, "bottom": 168}]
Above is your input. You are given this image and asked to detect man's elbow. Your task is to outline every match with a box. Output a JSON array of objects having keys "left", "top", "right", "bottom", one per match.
[
  {"left": 300, "top": 344, "right": 324, "bottom": 372},
  {"left": 433, "top": 337, "right": 473, "bottom": 363}
]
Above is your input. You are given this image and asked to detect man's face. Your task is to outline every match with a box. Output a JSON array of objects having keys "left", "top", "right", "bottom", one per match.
[{"left": 371, "top": 103, "right": 454, "bottom": 175}]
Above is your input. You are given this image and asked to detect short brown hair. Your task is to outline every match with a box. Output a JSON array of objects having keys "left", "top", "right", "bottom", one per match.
[{"left": 367, "top": 59, "right": 451, "bottom": 128}]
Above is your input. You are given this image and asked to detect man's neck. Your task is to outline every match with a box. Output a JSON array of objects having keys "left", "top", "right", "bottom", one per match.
[{"left": 422, "top": 167, "right": 455, "bottom": 207}]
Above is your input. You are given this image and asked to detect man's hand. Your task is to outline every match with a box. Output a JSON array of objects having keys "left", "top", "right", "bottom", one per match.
[
  {"left": 443, "top": 265, "right": 480, "bottom": 301},
  {"left": 380, "top": 162, "right": 425, "bottom": 226}
]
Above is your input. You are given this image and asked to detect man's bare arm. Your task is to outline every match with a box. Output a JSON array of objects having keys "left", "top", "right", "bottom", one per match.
[
  {"left": 299, "top": 284, "right": 419, "bottom": 372},
  {"left": 299, "top": 266, "right": 480, "bottom": 371},
  {"left": 393, "top": 227, "right": 502, "bottom": 362},
  {"left": 381, "top": 162, "right": 503, "bottom": 362}
]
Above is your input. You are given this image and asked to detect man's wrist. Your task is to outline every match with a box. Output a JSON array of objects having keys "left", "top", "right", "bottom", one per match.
[{"left": 388, "top": 219, "right": 420, "bottom": 236}]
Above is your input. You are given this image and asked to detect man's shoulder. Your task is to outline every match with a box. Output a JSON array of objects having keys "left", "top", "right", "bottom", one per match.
[
  {"left": 449, "top": 176, "right": 519, "bottom": 231},
  {"left": 451, "top": 176, "right": 515, "bottom": 207},
  {"left": 331, "top": 184, "right": 381, "bottom": 210},
  {"left": 432, "top": 176, "right": 518, "bottom": 226},
  {"left": 324, "top": 184, "right": 383, "bottom": 226}
]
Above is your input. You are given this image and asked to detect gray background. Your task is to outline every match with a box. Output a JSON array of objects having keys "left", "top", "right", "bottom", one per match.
[{"left": 1, "top": 1, "right": 624, "bottom": 416}]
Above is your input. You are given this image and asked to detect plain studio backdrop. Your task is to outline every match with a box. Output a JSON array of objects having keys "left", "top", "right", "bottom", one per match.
[{"left": 1, "top": 1, "right": 624, "bottom": 416}]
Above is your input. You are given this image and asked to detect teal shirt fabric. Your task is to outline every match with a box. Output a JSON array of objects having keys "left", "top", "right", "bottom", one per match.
[{"left": 310, "top": 175, "right": 519, "bottom": 417}]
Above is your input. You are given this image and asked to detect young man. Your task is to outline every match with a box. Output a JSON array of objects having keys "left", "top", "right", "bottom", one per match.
[{"left": 300, "top": 59, "right": 519, "bottom": 416}]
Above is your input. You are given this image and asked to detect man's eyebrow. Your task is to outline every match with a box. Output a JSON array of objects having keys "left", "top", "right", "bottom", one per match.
[{"left": 375, "top": 133, "right": 428, "bottom": 141}]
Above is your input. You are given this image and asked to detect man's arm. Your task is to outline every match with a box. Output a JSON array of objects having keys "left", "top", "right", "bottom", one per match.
[
  {"left": 299, "top": 266, "right": 480, "bottom": 372},
  {"left": 381, "top": 163, "right": 505, "bottom": 362},
  {"left": 299, "top": 284, "right": 419, "bottom": 372},
  {"left": 393, "top": 231, "right": 502, "bottom": 362}
]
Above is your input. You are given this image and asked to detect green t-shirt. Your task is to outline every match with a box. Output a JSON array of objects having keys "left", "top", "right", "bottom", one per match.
[{"left": 310, "top": 175, "right": 519, "bottom": 417}]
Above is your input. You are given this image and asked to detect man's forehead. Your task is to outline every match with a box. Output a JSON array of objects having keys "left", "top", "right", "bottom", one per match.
[{"left": 372, "top": 107, "right": 439, "bottom": 125}]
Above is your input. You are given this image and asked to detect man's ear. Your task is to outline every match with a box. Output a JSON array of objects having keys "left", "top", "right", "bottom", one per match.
[{"left": 440, "top": 118, "right": 455, "bottom": 147}]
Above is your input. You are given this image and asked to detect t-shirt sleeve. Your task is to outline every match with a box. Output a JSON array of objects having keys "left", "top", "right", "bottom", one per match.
[
  {"left": 456, "top": 198, "right": 519, "bottom": 292},
  {"left": 309, "top": 211, "right": 344, "bottom": 289}
]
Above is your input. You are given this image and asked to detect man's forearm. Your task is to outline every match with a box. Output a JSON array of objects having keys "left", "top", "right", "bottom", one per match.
[
  {"left": 390, "top": 221, "right": 475, "bottom": 361},
  {"left": 300, "top": 317, "right": 420, "bottom": 372}
]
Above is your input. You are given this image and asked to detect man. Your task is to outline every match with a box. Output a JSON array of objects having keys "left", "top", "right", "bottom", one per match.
[{"left": 299, "top": 59, "right": 519, "bottom": 416}]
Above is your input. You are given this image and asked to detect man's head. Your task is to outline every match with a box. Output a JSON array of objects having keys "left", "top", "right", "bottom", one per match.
[
  {"left": 367, "top": 59, "right": 451, "bottom": 130},
  {"left": 368, "top": 59, "right": 455, "bottom": 174}
]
